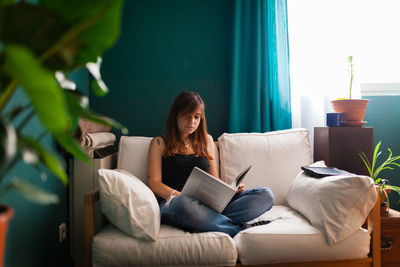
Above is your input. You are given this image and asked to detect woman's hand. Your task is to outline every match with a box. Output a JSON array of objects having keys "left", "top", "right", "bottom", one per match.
[{"left": 237, "top": 183, "right": 245, "bottom": 193}]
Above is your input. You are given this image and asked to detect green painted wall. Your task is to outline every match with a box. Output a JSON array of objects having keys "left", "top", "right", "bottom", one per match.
[
  {"left": 2, "top": 90, "right": 70, "bottom": 267},
  {"left": 2, "top": 1, "right": 232, "bottom": 265},
  {"left": 363, "top": 95, "right": 400, "bottom": 211},
  {"left": 90, "top": 0, "right": 233, "bottom": 140},
  {"left": 2, "top": 69, "right": 89, "bottom": 266}
]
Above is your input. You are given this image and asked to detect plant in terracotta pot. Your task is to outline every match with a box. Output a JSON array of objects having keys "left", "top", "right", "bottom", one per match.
[
  {"left": 0, "top": 0, "right": 126, "bottom": 264},
  {"left": 359, "top": 141, "right": 400, "bottom": 213},
  {"left": 331, "top": 56, "right": 369, "bottom": 127}
]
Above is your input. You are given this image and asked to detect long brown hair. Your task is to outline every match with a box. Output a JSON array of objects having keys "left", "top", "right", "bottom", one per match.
[{"left": 164, "top": 91, "right": 212, "bottom": 159}]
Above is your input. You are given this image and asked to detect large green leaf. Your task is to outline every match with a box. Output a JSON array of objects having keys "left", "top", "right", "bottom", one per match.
[
  {"left": 53, "top": 132, "right": 89, "bottom": 162},
  {"left": 0, "top": 0, "right": 17, "bottom": 6},
  {"left": 39, "top": 0, "right": 124, "bottom": 66},
  {"left": 10, "top": 178, "right": 59, "bottom": 204},
  {"left": 3, "top": 45, "right": 68, "bottom": 133},
  {"left": 76, "top": 0, "right": 123, "bottom": 65},
  {"left": 19, "top": 137, "right": 68, "bottom": 186},
  {"left": 1, "top": 2, "right": 76, "bottom": 70},
  {"left": 65, "top": 90, "right": 128, "bottom": 134}
]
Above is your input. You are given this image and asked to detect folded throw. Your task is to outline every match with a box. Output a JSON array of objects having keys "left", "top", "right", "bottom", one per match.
[
  {"left": 80, "top": 132, "right": 116, "bottom": 149},
  {"left": 79, "top": 118, "right": 112, "bottom": 136}
]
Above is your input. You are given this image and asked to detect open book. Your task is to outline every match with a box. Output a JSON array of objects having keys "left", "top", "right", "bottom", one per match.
[{"left": 181, "top": 165, "right": 252, "bottom": 213}]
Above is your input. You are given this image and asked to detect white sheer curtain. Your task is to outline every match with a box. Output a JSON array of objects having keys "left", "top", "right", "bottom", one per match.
[{"left": 287, "top": 0, "right": 400, "bottom": 140}]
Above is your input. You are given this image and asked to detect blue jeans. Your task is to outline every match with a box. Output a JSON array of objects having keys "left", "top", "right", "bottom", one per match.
[{"left": 159, "top": 187, "right": 274, "bottom": 237}]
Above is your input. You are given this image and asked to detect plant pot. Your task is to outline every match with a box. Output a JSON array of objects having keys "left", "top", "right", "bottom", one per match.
[
  {"left": 0, "top": 204, "right": 13, "bottom": 267},
  {"left": 331, "top": 99, "right": 369, "bottom": 126}
]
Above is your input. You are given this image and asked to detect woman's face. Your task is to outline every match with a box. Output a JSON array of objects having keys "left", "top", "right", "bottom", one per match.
[{"left": 177, "top": 108, "right": 202, "bottom": 137}]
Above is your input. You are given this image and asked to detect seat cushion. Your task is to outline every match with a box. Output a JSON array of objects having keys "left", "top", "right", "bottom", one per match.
[
  {"left": 92, "top": 224, "right": 237, "bottom": 267},
  {"left": 218, "top": 129, "right": 313, "bottom": 205},
  {"left": 234, "top": 205, "right": 371, "bottom": 265}
]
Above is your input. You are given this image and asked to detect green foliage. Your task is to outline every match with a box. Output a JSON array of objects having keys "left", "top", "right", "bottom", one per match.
[
  {"left": 0, "top": 0, "right": 126, "bottom": 204},
  {"left": 359, "top": 141, "right": 400, "bottom": 208},
  {"left": 4, "top": 45, "right": 68, "bottom": 133}
]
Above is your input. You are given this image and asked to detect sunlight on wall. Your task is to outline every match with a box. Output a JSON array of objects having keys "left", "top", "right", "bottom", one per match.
[{"left": 288, "top": 0, "right": 400, "bottom": 128}]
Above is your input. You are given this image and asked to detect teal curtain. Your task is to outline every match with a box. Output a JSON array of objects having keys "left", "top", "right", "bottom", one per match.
[{"left": 228, "top": 0, "right": 291, "bottom": 133}]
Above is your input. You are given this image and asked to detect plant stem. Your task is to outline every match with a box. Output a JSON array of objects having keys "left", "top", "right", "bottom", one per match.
[
  {"left": 4, "top": 103, "right": 32, "bottom": 121},
  {"left": 37, "top": 130, "right": 48, "bottom": 142},
  {"left": 0, "top": 151, "right": 21, "bottom": 182},
  {"left": 16, "top": 108, "right": 35, "bottom": 134},
  {"left": 349, "top": 66, "right": 353, "bottom": 99},
  {"left": 0, "top": 80, "right": 18, "bottom": 112}
]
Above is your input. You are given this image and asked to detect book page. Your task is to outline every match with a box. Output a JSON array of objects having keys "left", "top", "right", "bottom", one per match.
[{"left": 181, "top": 167, "right": 236, "bottom": 213}]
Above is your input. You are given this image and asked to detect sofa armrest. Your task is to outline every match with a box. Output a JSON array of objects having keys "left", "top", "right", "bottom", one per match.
[
  {"left": 84, "top": 188, "right": 100, "bottom": 267},
  {"left": 368, "top": 186, "right": 381, "bottom": 267}
]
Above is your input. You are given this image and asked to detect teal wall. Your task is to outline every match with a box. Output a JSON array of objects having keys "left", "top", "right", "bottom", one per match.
[
  {"left": 2, "top": 90, "right": 70, "bottom": 267},
  {"left": 2, "top": 69, "right": 88, "bottom": 267},
  {"left": 363, "top": 95, "right": 400, "bottom": 211},
  {"left": 2, "top": 1, "right": 233, "bottom": 265},
  {"left": 90, "top": 0, "right": 233, "bottom": 139}
]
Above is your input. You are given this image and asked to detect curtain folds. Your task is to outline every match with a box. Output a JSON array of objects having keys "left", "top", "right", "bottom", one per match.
[{"left": 228, "top": 0, "right": 291, "bottom": 133}]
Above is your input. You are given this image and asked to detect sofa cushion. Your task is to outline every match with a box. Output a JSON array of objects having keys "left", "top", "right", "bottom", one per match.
[
  {"left": 98, "top": 169, "right": 160, "bottom": 241},
  {"left": 234, "top": 205, "right": 371, "bottom": 265},
  {"left": 286, "top": 161, "right": 377, "bottom": 245},
  {"left": 218, "top": 129, "right": 313, "bottom": 205},
  {"left": 92, "top": 224, "right": 237, "bottom": 267}
]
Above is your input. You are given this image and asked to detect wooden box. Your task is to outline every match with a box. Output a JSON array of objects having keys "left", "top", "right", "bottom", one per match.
[
  {"left": 314, "top": 127, "right": 373, "bottom": 176},
  {"left": 381, "top": 209, "right": 400, "bottom": 266}
]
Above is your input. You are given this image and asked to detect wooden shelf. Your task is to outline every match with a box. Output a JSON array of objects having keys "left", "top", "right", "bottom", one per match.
[{"left": 314, "top": 127, "right": 373, "bottom": 176}]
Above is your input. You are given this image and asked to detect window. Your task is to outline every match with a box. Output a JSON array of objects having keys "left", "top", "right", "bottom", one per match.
[{"left": 288, "top": 0, "right": 400, "bottom": 129}]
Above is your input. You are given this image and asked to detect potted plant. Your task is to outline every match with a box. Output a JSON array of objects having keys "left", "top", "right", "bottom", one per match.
[
  {"left": 331, "top": 56, "right": 369, "bottom": 127},
  {"left": 359, "top": 141, "right": 400, "bottom": 213},
  {"left": 0, "top": 0, "right": 126, "bottom": 264}
]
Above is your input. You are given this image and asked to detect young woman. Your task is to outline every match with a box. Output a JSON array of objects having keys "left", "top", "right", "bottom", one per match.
[{"left": 148, "top": 91, "right": 274, "bottom": 237}]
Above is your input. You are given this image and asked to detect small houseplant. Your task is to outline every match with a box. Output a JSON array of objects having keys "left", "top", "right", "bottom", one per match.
[
  {"left": 331, "top": 55, "right": 369, "bottom": 126},
  {"left": 359, "top": 141, "right": 400, "bottom": 211},
  {"left": 0, "top": 0, "right": 127, "bottom": 264}
]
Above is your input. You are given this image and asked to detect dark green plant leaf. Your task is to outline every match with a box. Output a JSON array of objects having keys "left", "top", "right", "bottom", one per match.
[
  {"left": 10, "top": 178, "right": 59, "bottom": 204},
  {"left": 53, "top": 132, "right": 89, "bottom": 162},
  {"left": 1, "top": 2, "right": 76, "bottom": 70},
  {"left": 4, "top": 104, "right": 29, "bottom": 121},
  {"left": 65, "top": 90, "right": 128, "bottom": 134},
  {"left": 0, "top": 0, "right": 17, "bottom": 6},
  {"left": 3, "top": 45, "right": 68, "bottom": 133},
  {"left": 75, "top": 0, "right": 124, "bottom": 65},
  {"left": 39, "top": 0, "right": 124, "bottom": 66},
  {"left": 19, "top": 137, "right": 68, "bottom": 185}
]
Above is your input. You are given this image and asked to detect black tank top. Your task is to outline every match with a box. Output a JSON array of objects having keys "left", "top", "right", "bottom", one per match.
[{"left": 161, "top": 138, "right": 210, "bottom": 191}]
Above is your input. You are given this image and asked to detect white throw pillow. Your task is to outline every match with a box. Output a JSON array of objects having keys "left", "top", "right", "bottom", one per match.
[
  {"left": 97, "top": 169, "right": 160, "bottom": 241},
  {"left": 286, "top": 161, "right": 377, "bottom": 245}
]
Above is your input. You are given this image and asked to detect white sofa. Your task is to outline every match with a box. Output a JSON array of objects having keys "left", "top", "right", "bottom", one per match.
[{"left": 84, "top": 128, "right": 381, "bottom": 267}]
